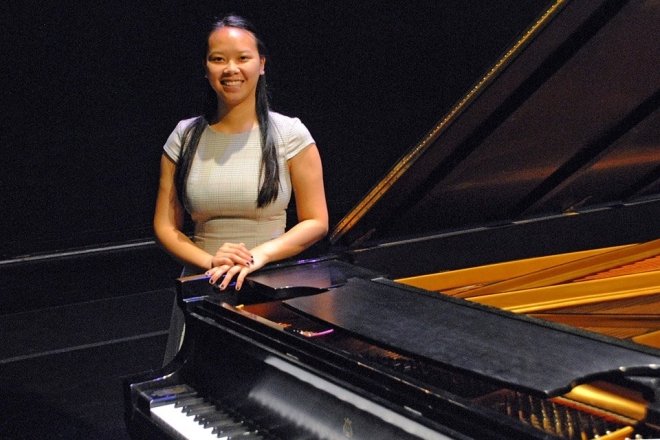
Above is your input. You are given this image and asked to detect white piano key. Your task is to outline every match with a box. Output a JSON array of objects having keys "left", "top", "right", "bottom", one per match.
[{"left": 151, "top": 402, "right": 221, "bottom": 440}]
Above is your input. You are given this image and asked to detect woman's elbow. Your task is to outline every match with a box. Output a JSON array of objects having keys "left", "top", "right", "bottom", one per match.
[{"left": 312, "top": 218, "right": 329, "bottom": 243}]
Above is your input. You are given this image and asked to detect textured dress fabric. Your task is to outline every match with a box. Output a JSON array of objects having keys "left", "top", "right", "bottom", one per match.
[
  {"left": 164, "top": 111, "right": 315, "bottom": 255},
  {"left": 161, "top": 112, "right": 315, "bottom": 364}
]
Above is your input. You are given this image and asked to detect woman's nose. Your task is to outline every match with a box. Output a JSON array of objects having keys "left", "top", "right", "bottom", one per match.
[{"left": 225, "top": 61, "right": 239, "bottom": 74}]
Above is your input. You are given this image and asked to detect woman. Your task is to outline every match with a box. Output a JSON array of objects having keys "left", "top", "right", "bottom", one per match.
[{"left": 154, "top": 15, "right": 328, "bottom": 363}]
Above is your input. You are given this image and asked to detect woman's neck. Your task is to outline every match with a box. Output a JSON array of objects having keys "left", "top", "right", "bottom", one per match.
[{"left": 211, "top": 102, "right": 259, "bottom": 133}]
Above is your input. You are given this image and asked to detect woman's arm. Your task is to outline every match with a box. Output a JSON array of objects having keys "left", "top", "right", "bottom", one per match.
[
  {"left": 208, "top": 144, "right": 329, "bottom": 289},
  {"left": 153, "top": 154, "right": 213, "bottom": 270},
  {"left": 153, "top": 154, "right": 253, "bottom": 271},
  {"left": 255, "top": 143, "right": 329, "bottom": 261}
]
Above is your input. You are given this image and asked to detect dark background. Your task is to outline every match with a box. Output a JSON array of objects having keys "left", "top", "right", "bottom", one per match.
[
  {"left": 0, "top": 0, "right": 550, "bottom": 258},
  {"left": 0, "top": 1, "right": 551, "bottom": 439}
]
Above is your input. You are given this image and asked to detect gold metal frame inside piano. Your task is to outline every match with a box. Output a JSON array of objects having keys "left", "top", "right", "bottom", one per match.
[{"left": 397, "top": 239, "right": 660, "bottom": 348}]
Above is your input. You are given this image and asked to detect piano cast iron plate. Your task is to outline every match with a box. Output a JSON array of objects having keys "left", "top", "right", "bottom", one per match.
[{"left": 284, "top": 278, "right": 660, "bottom": 396}]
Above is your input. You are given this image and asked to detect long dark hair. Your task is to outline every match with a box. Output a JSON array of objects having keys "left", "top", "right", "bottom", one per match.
[{"left": 175, "top": 15, "right": 279, "bottom": 209}]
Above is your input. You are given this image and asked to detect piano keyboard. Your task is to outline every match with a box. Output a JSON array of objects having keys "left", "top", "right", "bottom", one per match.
[
  {"left": 139, "top": 354, "right": 455, "bottom": 440},
  {"left": 148, "top": 386, "right": 267, "bottom": 440}
]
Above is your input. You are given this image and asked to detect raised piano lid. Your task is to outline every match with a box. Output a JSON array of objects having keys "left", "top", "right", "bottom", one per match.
[
  {"left": 329, "top": 0, "right": 660, "bottom": 253},
  {"left": 284, "top": 276, "right": 660, "bottom": 397},
  {"left": 297, "top": 0, "right": 660, "bottom": 400}
]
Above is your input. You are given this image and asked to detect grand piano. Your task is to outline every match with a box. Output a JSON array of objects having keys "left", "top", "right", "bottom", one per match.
[{"left": 124, "top": 0, "right": 660, "bottom": 438}]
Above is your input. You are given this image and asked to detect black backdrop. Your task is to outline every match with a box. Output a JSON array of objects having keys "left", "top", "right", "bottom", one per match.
[{"left": 0, "top": 0, "right": 550, "bottom": 258}]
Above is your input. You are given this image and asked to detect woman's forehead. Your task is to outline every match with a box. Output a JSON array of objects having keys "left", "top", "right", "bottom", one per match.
[{"left": 208, "top": 26, "right": 259, "bottom": 51}]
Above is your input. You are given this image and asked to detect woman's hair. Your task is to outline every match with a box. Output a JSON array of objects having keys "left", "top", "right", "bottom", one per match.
[{"left": 175, "top": 15, "right": 279, "bottom": 209}]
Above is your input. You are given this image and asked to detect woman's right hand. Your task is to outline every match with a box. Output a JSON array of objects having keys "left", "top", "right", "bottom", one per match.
[{"left": 211, "top": 242, "right": 254, "bottom": 269}]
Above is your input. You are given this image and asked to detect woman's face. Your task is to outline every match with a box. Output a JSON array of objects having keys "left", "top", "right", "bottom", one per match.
[{"left": 205, "top": 26, "right": 265, "bottom": 111}]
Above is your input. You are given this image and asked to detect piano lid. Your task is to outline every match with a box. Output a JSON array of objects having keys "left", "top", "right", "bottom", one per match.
[
  {"left": 330, "top": 0, "right": 660, "bottom": 248},
  {"left": 285, "top": 276, "right": 660, "bottom": 397}
]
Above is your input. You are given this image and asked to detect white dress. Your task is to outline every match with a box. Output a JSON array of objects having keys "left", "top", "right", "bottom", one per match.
[{"left": 161, "top": 111, "right": 315, "bottom": 364}]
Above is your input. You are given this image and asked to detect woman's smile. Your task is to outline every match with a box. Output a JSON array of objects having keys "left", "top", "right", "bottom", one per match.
[{"left": 205, "top": 26, "right": 265, "bottom": 109}]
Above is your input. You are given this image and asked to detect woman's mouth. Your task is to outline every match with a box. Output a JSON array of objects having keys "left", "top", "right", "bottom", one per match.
[{"left": 221, "top": 79, "right": 243, "bottom": 86}]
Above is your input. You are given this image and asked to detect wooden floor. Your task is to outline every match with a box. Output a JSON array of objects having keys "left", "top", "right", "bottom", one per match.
[{"left": 0, "top": 244, "right": 180, "bottom": 439}]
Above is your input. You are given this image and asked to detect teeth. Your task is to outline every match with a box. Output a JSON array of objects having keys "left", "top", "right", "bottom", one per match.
[{"left": 221, "top": 80, "right": 242, "bottom": 86}]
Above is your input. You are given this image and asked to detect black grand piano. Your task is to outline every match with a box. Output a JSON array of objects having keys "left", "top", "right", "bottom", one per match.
[{"left": 124, "top": 0, "right": 660, "bottom": 438}]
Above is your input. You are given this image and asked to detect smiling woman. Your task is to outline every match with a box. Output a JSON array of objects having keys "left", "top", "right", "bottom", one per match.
[
  {"left": 153, "top": 15, "right": 329, "bottom": 364},
  {"left": 205, "top": 27, "right": 266, "bottom": 114}
]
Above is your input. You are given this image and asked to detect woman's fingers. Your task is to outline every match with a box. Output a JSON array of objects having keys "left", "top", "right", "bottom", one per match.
[
  {"left": 207, "top": 265, "right": 231, "bottom": 285},
  {"left": 213, "top": 242, "right": 254, "bottom": 267},
  {"left": 207, "top": 264, "right": 250, "bottom": 291}
]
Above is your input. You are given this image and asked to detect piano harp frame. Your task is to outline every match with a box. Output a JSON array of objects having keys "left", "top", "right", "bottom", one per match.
[{"left": 397, "top": 239, "right": 660, "bottom": 348}]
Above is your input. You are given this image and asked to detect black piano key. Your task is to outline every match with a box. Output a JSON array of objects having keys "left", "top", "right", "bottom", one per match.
[
  {"left": 184, "top": 402, "right": 216, "bottom": 416},
  {"left": 193, "top": 405, "right": 225, "bottom": 422},
  {"left": 212, "top": 422, "right": 248, "bottom": 437},
  {"left": 231, "top": 433, "right": 264, "bottom": 440},
  {"left": 201, "top": 413, "right": 236, "bottom": 429},
  {"left": 174, "top": 396, "right": 205, "bottom": 408},
  {"left": 206, "top": 418, "right": 243, "bottom": 431}
]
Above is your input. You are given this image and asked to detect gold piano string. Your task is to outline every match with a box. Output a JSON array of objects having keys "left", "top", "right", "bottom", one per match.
[
  {"left": 468, "top": 270, "right": 660, "bottom": 314},
  {"left": 491, "top": 389, "right": 633, "bottom": 440},
  {"left": 557, "top": 382, "right": 648, "bottom": 422},
  {"left": 587, "top": 427, "right": 634, "bottom": 440},
  {"left": 450, "top": 238, "right": 660, "bottom": 298},
  {"left": 396, "top": 244, "right": 630, "bottom": 294},
  {"left": 575, "top": 254, "right": 660, "bottom": 281}
]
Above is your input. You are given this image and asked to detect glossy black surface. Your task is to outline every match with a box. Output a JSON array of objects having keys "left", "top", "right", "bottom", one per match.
[
  {"left": 285, "top": 277, "right": 660, "bottom": 396},
  {"left": 333, "top": 0, "right": 660, "bottom": 247}
]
